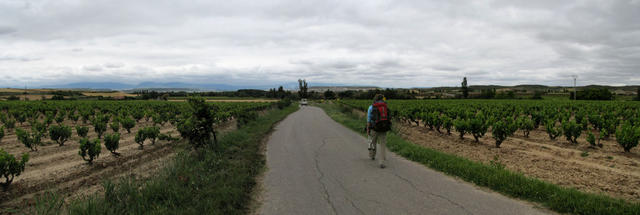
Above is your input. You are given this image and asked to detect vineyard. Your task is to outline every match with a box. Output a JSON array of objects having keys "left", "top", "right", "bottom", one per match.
[
  {"left": 0, "top": 99, "right": 273, "bottom": 208},
  {"left": 339, "top": 99, "right": 640, "bottom": 201}
]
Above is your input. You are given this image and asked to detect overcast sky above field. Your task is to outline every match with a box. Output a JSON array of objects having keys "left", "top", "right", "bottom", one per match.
[{"left": 1, "top": 0, "right": 639, "bottom": 89}]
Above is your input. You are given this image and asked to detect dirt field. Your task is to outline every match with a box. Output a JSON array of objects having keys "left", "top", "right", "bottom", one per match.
[
  {"left": 0, "top": 117, "right": 237, "bottom": 210},
  {"left": 395, "top": 121, "right": 640, "bottom": 202}
]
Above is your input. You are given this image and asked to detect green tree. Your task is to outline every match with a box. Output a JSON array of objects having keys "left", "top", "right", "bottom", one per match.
[
  {"left": 298, "top": 79, "right": 309, "bottom": 99},
  {"left": 78, "top": 138, "right": 101, "bottom": 164},
  {"left": 177, "top": 97, "right": 218, "bottom": 149},
  {"left": 461, "top": 77, "right": 469, "bottom": 99},
  {"left": 0, "top": 149, "right": 29, "bottom": 191},
  {"left": 324, "top": 90, "right": 336, "bottom": 100}
]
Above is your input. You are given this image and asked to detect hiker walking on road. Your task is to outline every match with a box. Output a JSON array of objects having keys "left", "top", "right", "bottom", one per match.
[{"left": 367, "top": 94, "right": 392, "bottom": 168}]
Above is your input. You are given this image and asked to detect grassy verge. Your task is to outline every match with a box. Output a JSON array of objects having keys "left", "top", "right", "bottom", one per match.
[
  {"left": 32, "top": 104, "right": 299, "bottom": 215},
  {"left": 316, "top": 102, "right": 640, "bottom": 215}
]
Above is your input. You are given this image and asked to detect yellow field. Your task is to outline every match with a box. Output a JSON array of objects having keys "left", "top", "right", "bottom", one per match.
[{"left": 0, "top": 88, "right": 55, "bottom": 93}]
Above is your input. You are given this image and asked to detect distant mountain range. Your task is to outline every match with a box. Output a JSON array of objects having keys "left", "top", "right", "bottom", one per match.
[
  {"left": 424, "top": 84, "right": 640, "bottom": 91},
  {"left": 28, "top": 82, "right": 640, "bottom": 92},
  {"left": 37, "top": 81, "right": 353, "bottom": 91}
]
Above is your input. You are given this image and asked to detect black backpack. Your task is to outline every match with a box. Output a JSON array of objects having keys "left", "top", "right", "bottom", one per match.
[{"left": 371, "top": 101, "right": 391, "bottom": 132}]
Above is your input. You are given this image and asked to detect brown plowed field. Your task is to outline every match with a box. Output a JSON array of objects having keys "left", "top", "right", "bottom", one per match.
[
  {"left": 396, "top": 121, "right": 640, "bottom": 202},
  {"left": 0, "top": 119, "right": 237, "bottom": 210}
]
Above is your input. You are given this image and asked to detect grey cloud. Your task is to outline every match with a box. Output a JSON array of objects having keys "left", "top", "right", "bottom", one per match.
[
  {"left": 104, "top": 62, "right": 125, "bottom": 69},
  {"left": 0, "top": 26, "right": 16, "bottom": 35},
  {"left": 432, "top": 65, "right": 461, "bottom": 72},
  {"left": 0, "top": 0, "right": 639, "bottom": 88},
  {"left": 82, "top": 65, "right": 103, "bottom": 72},
  {"left": 0, "top": 54, "right": 41, "bottom": 61}
]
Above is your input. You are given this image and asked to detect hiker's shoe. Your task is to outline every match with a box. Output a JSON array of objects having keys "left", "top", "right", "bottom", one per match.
[{"left": 379, "top": 164, "right": 386, "bottom": 169}]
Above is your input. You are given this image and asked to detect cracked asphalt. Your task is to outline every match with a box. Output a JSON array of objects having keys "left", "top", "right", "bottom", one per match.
[{"left": 258, "top": 106, "right": 548, "bottom": 215}]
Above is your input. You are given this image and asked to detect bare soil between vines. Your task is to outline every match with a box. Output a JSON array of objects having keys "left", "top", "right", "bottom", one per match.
[{"left": 396, "top": 121, "right": 640, "bottom": 202}]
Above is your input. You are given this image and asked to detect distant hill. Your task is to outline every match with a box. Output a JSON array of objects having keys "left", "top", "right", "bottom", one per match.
[
  {"left": 36, "top": 81, "right": 362, "bottom": 91},
  {"left": 423, "top": 84, "right": 639, "bottom": 91}
]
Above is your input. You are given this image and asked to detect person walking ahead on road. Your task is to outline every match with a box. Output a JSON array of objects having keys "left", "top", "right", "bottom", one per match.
[{"left": 367, "top": 94, "right": 392, "bottom": 168}]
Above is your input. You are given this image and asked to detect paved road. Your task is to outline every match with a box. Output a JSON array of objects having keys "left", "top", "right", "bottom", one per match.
[{"left": 259, "top": 106, "right": 548, "bottom": 215}]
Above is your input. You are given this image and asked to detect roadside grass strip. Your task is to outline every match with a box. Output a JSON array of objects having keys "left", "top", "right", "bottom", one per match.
[
  {"left": 32, "top": 105, "right": 299, "bottom": 215},
  {"left": 317, "top": 103, "right": 640, "bottom": 215}
]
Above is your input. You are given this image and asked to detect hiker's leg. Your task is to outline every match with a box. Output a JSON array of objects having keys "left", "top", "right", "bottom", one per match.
[
  {"left": 378, "top": 132, "right": 387, "bottom": 166},
  {"left": 370, "top": 131, "right": 378, "bottom": 149}
]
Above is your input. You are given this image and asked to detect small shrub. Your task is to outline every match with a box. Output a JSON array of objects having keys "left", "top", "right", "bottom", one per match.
[
  {"left": 49, "top": 125, "right": 72, "bottom": 146},
  {"left": 76, "top": 126, "right": 89, "bottom": 138},
  {"left": 78, "top": 138, "right": 101, "bottom": 164},
  {"left": 517, "top": 116, "right": 534, "bottom": 138},
  {"left": 4, "top": 119, "right": 15, "bottom": 131},
  {"left": 454, "top": 118, "right": 469, "bottom": 140},
  {"left": 55, "top": 113, "right": 65, "bottom": 124},
  {"left": 581, "top": 151, "right": 589, "bottom": 157},
  {"left": 135, "top": 129, "right": 146, "bottom": 149},
  {"left": 44, "top": 111, "right": 55, "bottom": 127},
  {"left": 586, "top": 131, "right": 596, "bottom": 148},
  {"left": 561, "top": 119, "right": 582, "bottom": 144},
  {"left": 16, "top": 128, "right": 42, "bottom": 151},
  {"left": 0, "top": 126, "right": 4, "bottom": 143},
  {"left": 121, "top": 117, "right": 135, "bottom": 133},
  {"left": 144, "top": 126, "right": 160, "bottom": 145},
  {"left": 277, "top": 98, "right": 292, "bottom": 109},
  {"left": 158, "top": 132, "right": 179, "bottom": 142},
  {"left": 492, "top": 120, "right": 515, "bottom": 148},
  {"left": 545, "top": 120, "right": 561, "bottom": 140},
  {"left": 237, "top": 111, "right": 258, "bottom": 129},
  {"left": 0, "top": 149, "right": 29, "bottom": 191},
  {"left": 442, "top": 115, "right": 453, "bottom": 135},
  {"left": 104, "top": 133, "right": 120, "bottom": 156},
  {"left": 92, "top": 120, "right": 107, "bottom": 139},
  {"left": 469, "top": 117, "right": 488, "bottom": 143},
  {"left": 110, "top": 121, "right": 120, "bottom": 133},
  {"left": 616, "top": 122, "right": 639, "bottom": 152},
  {"left": 68, "top": 113, "right": 79, "bottom": 123}
]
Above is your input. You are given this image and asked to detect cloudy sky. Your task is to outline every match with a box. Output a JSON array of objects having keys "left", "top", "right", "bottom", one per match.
[{"left": 1, "top": 0, "right": 639, "bottom": 88}]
